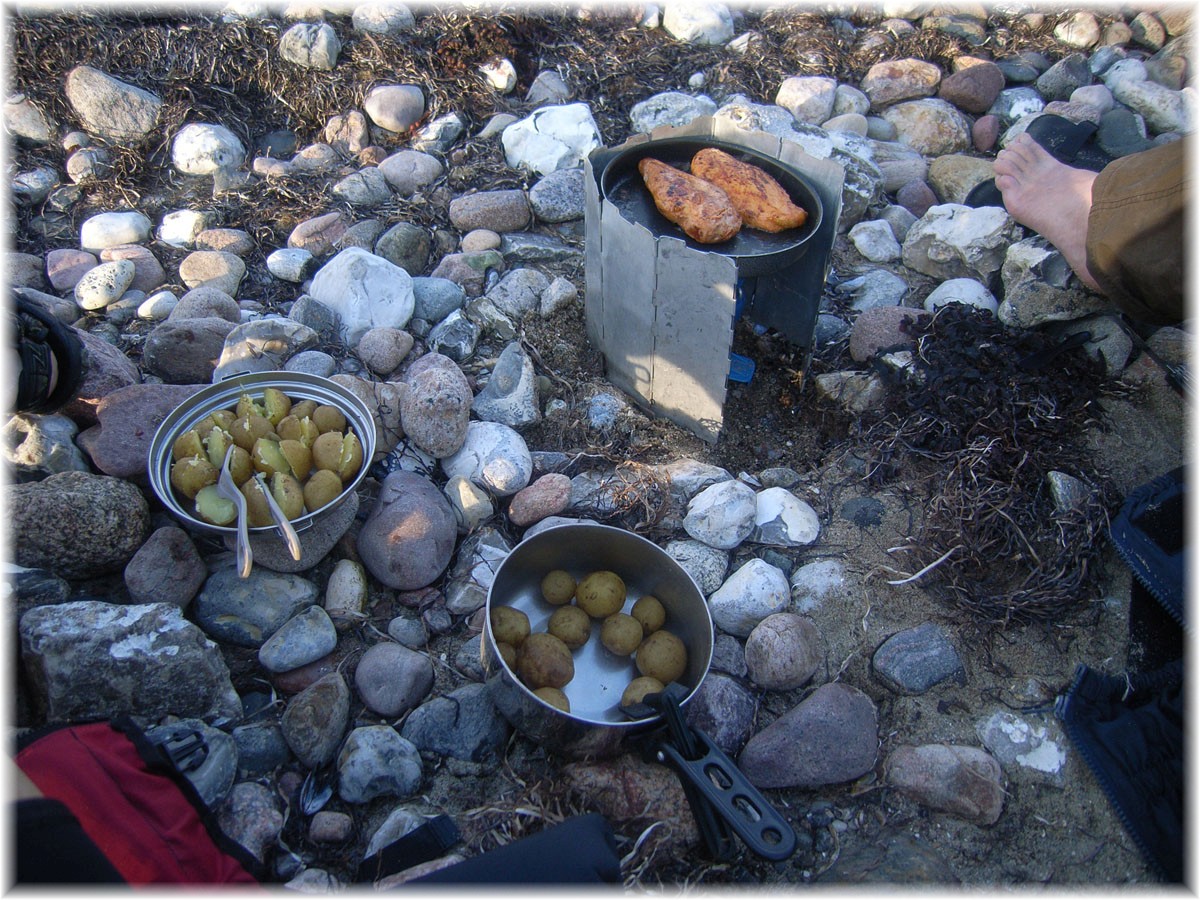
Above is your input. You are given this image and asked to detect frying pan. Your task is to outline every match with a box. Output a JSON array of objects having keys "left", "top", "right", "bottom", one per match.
[{"left": 596, "top": 135, "right": 825, "bottom": 278}]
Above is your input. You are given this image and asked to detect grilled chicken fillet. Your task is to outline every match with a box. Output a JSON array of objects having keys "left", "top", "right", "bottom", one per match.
[
  {"left": 690, "top": 147, "right": 808, "bottom": 233},
  {"left": 637, "top": 157, "right": 742, "bottom": 244}
]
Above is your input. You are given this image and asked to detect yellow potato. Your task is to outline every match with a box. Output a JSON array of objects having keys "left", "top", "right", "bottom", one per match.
[
  {"left": 541, "top": 569, "right": 577, "bottom": 605},
  {"left": 235, "top": 392, "right": 266, "bottom": 420},
  {"left": 337, "top": 431, "right": 363, "bottom": 481},
  {"left": 262, "top": 387, "right": 292, "bottom": 425},
  {"left": 496, "top": 641, "right": 517, "bottom": 670},
  {"left": 600, "top": 613, "right": 643, "bottom": 656},
  {"left": 303, "top": 469, "right": 343, "bottom": 512},
  {"left": 240, "top": 477, "right": 272, "bottom": 527},
  {"left": 636, "top": 630, "right": 687, "bottom": 684},
  {"left": 291, "top": 399, "right": 318, "bottom": 421},
  {"left": 490, "top": 606, "right": 531, "bottom": 647},
  {"left": 311, "top": 430, "right": 344, "bottom": 472},
  {"left": 534, "top": 686, "right": 571, "bottom": 713},
  {"left": 620, "top": 675, "right": 666, "bottom": 710},
  {"left": 631, "top": 595, "right": 666, "bottom": 634},
  {"left": 576, "top": 570, "right": 626, "bottom": 618},
  {"left": 516, "top": 633, "right": 574, "bottom": 690},
  {"left": 230, "top": 414, "right": 274, "bottom": 451},
  {"left": 312, "top": 404, "right": 347, "bottom": 434},
  {"left": 279, "top": 439, "right": 312, "bottom": 480},
  {"left": 172, "top": 429, "right": 204, "bottom": 462},
  {"left": 194, "top": 484, "right": 237, "bottom": 525},
  {"left": 252, "top": 437, "right": 292, "bottom": 477},
  {"left": 171, "top": 455, "right": 218, "bottom": 499},
  {"left": 271, "top": 472, "right": 305, "bottom": 520},
  {"left": 547, "top": 605, "right": 591, "bottom": 650}
]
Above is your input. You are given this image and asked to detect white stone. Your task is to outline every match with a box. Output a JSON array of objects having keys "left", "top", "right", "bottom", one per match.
[
  {"left": 1054, "top": 11, "right": 1100, "bottom": 49},
  {"left": 325, "top": 559, "right": 368, "bottom": 629},
  {"left": 924, "top": 277, "right": 998, "bottom": 313},
  {"left": 833, "top": 83, "right": 872, "bottom": 117},
  {"left": 683, "top": 478, "right": 757, "bottom": 550},
  {"left": 278, "top": 22, "right": 341, "bottom": 71},
  {"left": 351, "top": 2, "right": 415, "bottom": 35},
  {"left": 157, "top": 209, "right": 213, "bottom": 248},
  {"left": 479, "top": 58, "right": 518, "bottom": 94},
  {"left": 848, "top": 220, "right": 902, "bottom": 262},
  {"left": 308, "top": 247, "right": 415, "bottom": 345},
  {"left": 171, "top": 123, "right": 246, "bottom": 175},
  {"left": 776, "top": 76, "right": 839, "bottom": 125},
  {"left": 441, "top": 420, "right": 533, "bottom": 497},
  {"left": 662, "top": 3, "right": 734, "bottom": 45},
  {"left": 790, "top": 559, "right": 848, "bottom": 613},
  {"left": 73, "top": 259, "right": 135, "bottom": 310},
  {"left": 364, "top": 84, "right": 425, "bottom": 134},
  {"left": 664, "top": 538, "right": 729, "bottom": 597},
  {"left": 80, "top": 210, "right": 152, "bottom": 253},
  {"left": 630, "top": 91, "right": 718, "bottom": 134},
  {"left": 445, "top": 475, "right": 494, "bottom": 534},
  {"left": 751, "top": 487, "right": 820, "bottom": 547},
  {"left": 1070, "top": 84, "right": 1114, "bottom": 116},
  {"left": 1102, "top": 58, "right": 1149, "bottom": 92},
  {"left": 901, "top": 204, "right": 1019, "bottom": 282},
  {"left": 708, "top": 558, "right": 790, "bottom": 638},
  {"left": 501, "top": 103, "right": 602, "bottom": 176},
  {"left": 137, "top": 289, "right": 179, "bottom": 321},
  {"left": 266, "top": 247, "right": 315, "bottom": 282},
  {"left": 1109, "top": 78, "right": 1190, "bottom": 134}
]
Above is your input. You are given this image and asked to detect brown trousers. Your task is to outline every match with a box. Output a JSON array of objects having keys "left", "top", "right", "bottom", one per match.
[{"left": 1087, "top": 137, "right": 1188, "bottom": 325}]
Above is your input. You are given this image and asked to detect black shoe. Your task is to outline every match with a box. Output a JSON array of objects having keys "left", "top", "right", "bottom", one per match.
[
  {"left": 965, "top": 114, "right": 1111, "bottom": 209},
  {"left": 12, "top": 292, "right": 85, "bottom": 414}
]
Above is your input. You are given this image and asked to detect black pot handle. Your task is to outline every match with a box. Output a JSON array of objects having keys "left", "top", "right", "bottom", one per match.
[{"left": 646, "top": 692, "right": 798, "bottom": 862}]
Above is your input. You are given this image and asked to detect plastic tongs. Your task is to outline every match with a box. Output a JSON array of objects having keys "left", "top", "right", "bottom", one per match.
[
  {"left": 631, "top": 685, "right": 798, "bottom": 862},
  {"left": 217, "top": 446, "right": 253, "bottom": 578}
]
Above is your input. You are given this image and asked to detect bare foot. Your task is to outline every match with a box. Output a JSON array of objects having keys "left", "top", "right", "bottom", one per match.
[{"left": 994, "top": 133, "right": 1102, "bottom": 293}]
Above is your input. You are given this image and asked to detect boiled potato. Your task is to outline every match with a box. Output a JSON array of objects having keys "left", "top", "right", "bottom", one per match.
[
  {"left": 312, "top": 404, "right": 347, "bottom": 434},
  {"left": 496, "top": 641, "right": 517, "bottom": 670},
  {"left": 252, "top": 437, "right": 292, "bottom": 477},
  {"left": 534, "top": 686, "right": 570, "bottom": 713},
  {"left": 240, "top": 477, "right": 273, "bottom": 527},
  {"left": 194, "top": 484, "right": 237, "bottom": 525},
  {"left": 541, "top": 569, "right": 577, "bottom": 605},
  {"left": 279, "top": 439, "right": 312, "bottom": 480},
  {"left": 311, "top": 431, "right": 344, "bottom": 473},
  {"left": 337, "top": 432, "right": 364, "bottom": 481},
  {"left": 547, "top": 605, "right": 591, "bottom": 650},
  {"left": 636, "top": 630, "right": 687, "bottom": 684},
  {"left": 230, "top": 413, "right": 274, "bottom": 451},
  {"left": 171, "top": 455, "right": 218, "bottom": 499},
  {"left": 516, "top": 633, "right": 575, "bottom": 690},
  {"left": 291, "top": 399, "right": 318, "bottom": 421},
  {"left": 235, "top": 393, "right": 262, "bottom": 420},
  {"left": 490, "top": 606, "right": 531, "bottom": 647},
  {"left": 601, "top": 613, "right": 643, "bottom": 656},
  {"left": 631, "top": 595, "right": 666, "bottom": 634},
  {"left": 276, "top": 414, "right": 320, "bottom": 447},
  {"left": 226, "top": 445, "right": 254, "bottom": 486},
  {"left": 271, "top": 472, "right": 305, "bottom": 520},
  {"left": 204, "top": 426, "right": 234, "bottom": 469},
  {"left": 303, "top": 469, "right": 343, "bottom": 512},
  {"left": 620, "top": 675, "right": 666, "bottom": 711},
  {"left": 172, "top": 428, "right": 204, "bottom": 462},
  {"left": 576, "top": 570, "right": 626, "bottom": 618},
  {"left": 262, "top": 387, "right": 292, "bottom": 425}
]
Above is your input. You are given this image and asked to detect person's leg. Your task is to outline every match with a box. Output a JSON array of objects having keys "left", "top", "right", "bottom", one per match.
[
  {"left": 995, "top": 136, "right": 1187, "bottom": 325},
  {"left": 1085, "top": 138, "right": 1187, "bottom": 325},
  {"left": 994, "top": 133, "right": 1101, "bottom": 292}
]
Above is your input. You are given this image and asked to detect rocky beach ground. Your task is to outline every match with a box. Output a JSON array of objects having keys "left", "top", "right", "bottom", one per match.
[{"left": 5, "top": 2, "right": 1190, "bottom": 888}]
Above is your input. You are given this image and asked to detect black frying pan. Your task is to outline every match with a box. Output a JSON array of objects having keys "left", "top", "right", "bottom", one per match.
[{"left": 596, "top": 136, "right": 825, "bottom": 278}]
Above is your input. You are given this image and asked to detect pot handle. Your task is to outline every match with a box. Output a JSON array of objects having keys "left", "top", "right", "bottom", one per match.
[{"left": 648, "top": 692, "right": 798, "bottom": 862}]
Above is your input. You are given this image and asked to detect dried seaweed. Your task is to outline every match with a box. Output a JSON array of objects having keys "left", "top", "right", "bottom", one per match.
[{"left": 855, "top": 304, "right": 1117, "bottom": 626}]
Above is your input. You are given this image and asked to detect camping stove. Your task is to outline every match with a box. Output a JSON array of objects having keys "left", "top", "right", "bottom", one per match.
[{"left": 584, "top": 117, "right": 844, "bottom": 443}]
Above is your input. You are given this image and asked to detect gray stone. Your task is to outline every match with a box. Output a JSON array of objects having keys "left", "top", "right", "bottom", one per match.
[
  {"left": 332, "top": 166, "right": 392, "bottom": 207},
  {"left": 412, "top": 277, "right": 467, "bottom": 324},
  {"left": 377, "top": 149, "right": 444, "bottom": 196},
  {"left": 629, "top": 91, "right": 717, "bottom": 133},
  {"left": 259, "top": 606, "right": 338, "bottom": 673},
  {"left": 683, "top": 478, "right": 757, "bottom": 550},
  {"left": 179, "top": 250, "right": 245, "bottom": 296},
  {"left": 472, "top": 341, "right": 540, "bottom": 428},
  {"left": 337, "top": 726, "right": 423, "bottom": 803},
  {"left": 171, "top": 123, "right": 246, "bottom": 176},
  {"left": 19, "top": 600, "right": 241, "bottom": 724},
  {"left": 411, "top": 112, "right": 464, "bottom": 154},
  {"left": 977, "top": 710, "right": 1068, "bottom": 786},
  {"left": 1036, "top": 54, "right": 1093, "bottom": 102},
  {"left": 399, "top": 352, "right": 472, "bottom": 457},
  {"left": 664, "top": 538, "right": 728, "bottom": 597},
  {"left": 218, "top": 783, "right": 284, "bottom": 864},
  {"left": 5, "top": 94, "right": 55, "bottom": 144},
  {"left": 739, "top": 682, "right": 879, "bottom": 789},
  {"left": 146, "top": 720, "right": 237, "bottom": 807},
  {"left": 143, "top": 317, "right": 239, "bottom": 383},
  {"left": 861, "top": 58, "right": 943, "bottom": 107},
  {"left": 2, "top": 413, "right": 90, "bottom": 481},
  {"left": 124, "top": 526, "right": 206, "bottom": 609},
  {"left": 192, "top": 562, "right": 319, "bottom": 648},
  {"left": 872, "top": 622, "right": 965, "bottom": 694},
  {"left": 882, "top": 98, "right": 971, "bottom": 155},
  {"left": 449, "top": 190, "right": 530, "bottom": 233},
  {"left": 441, "top": 421, "right": 532, "bottom": 498},
  {"left": 358, "top": 471, "right": 459, "bottom": 590},
  {"left": 375, "top": 222, "right": 430, "bottom": 274},
  {"left": 526, "top": 70, "right": 572, "bottom": 105},
  {"left": 64, "top": 65, "right": 162, "bottom": 141},
  {"left": 10, "top": 472, "right": 148, "bottom": 578},
  {"left": 170, "top": 285, "right": 241, "bottom": 323},
  {"left": 278, "top": 22, "right": 341, "bottom": 70},
  {"left": 745, "top": 613, "right": 822, "bottom": 690},
  {"left": 443, "top": 527, "right": 510, "bottom": 615},
  {"left": 834, "top": 269, "right": 910, "bottom": 312},
  {"left": 355, "top": 641, "right": 434, "bottom": 717},
  {"left": 214, "top": 317, "right": 320, "bottom": 380},
  {"left": 902, "top": 204, "right": 1018, "bottom": 282},
  {"left": 400, "top": 683, "right": 510, "bottom": 762},
  {"left": 233, "top": 722, "right": 290, "bottom": 777},
  {"left": 709, "top": 558, "right": 790, "bottom": 637},
  {"left": 529, "top": 167, "right": 585, "bottom": 223},
  {"left": 281, "top": 673, "right": 351, "bottom": 767},
  {"left": 364, "top": 84, "right": 426, "bottom": 133}
]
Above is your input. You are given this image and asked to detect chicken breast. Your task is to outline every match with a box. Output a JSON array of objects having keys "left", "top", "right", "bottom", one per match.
[
  {"left": 690, "top": 147, "right": 808, "bottom": 233},
  {"left": 638, "top": 157, "right": 742, "bottom": 244}
]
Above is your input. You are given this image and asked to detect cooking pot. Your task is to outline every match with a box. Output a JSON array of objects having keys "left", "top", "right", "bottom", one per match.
[
  {"left": 147, "top": 371, "right": 377, "bottom": 542},
  {"left": 593, "top": 135, "right": 825, "bottom": 278},
  {"left": 484, "top": 523, "right": 796, "bottom": 861}
]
